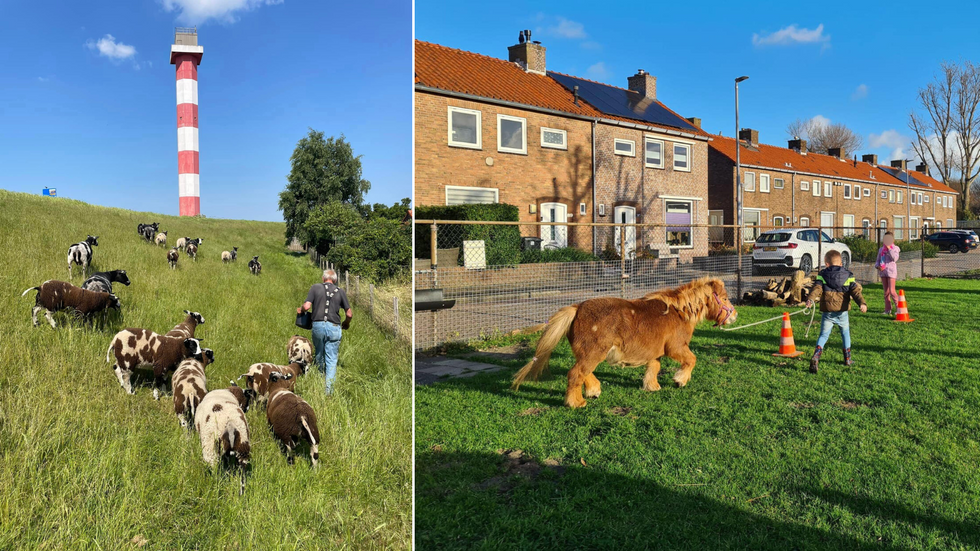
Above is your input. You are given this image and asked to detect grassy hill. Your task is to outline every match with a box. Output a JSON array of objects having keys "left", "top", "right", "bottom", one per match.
[{"left": 0, "top": 190, "right": 411, "bottom": 549}]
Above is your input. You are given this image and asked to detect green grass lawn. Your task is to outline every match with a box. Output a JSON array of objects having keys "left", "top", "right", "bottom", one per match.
[
  {"left": 416, "top": 278, "right": 980, "bottom": 550},
  {"left": 0, "top": 190, "right": 411, "bottom": 549}
]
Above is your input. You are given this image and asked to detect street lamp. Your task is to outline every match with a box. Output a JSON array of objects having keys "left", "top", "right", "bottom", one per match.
[
  {"left": 904, "top": 159, "right": 914, "bottom": 238},
  {"left": 735, "top": 76, "right": 749, "bottom": 237}
]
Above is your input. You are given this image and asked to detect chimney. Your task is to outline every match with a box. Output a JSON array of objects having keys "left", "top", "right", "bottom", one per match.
[
  {"left": 862, "top": 154, "right": 878, "bottom": 165},
  {"left": 738, "top": 128, "right": 759, "bottom": 147},
  {"left": 891, "top": 159, "right": 908, "bottom": 172},
  {"left": 827, "top": 147, "right": 842, "bottom": 159},
  {"left": 915, "top": 162, "right": 930, "bottom": 176},
  {"left": 685, "top": 117, "right": 702, "bottom": 129},
  {"left": 508, "top": 31, "right": 546, "bottom": 75},
  {"left": 627, "top": 69, "right": 657, "bottom": 101},
  {"left": 788, "top": 137, "right": 807, "bottom": 153}
]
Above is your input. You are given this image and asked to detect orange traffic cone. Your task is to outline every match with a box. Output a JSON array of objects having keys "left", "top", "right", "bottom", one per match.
[
  {"left": 773, "top": 312, "right": 804, "bottom": 357},
  {"left": 894, "top": 289, "right": 914, "bottom": 323}
]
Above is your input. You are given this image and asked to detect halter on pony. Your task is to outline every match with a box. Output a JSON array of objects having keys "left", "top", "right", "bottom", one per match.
[{"left": 712, "top": 292, "right": 735, "bottom": 327}]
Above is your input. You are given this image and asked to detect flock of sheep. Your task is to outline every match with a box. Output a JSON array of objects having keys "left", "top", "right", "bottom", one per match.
[{"left": 20, "top": 222, "right": 321, "bottom": 495}]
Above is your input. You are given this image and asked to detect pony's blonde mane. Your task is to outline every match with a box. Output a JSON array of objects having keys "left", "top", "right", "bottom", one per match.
[{"left": 641, "top": 277, "right": 723, "bottom": 322}]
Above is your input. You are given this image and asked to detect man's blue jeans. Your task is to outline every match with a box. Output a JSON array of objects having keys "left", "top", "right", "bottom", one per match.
[
  {"left": 312, "top": 321, "right": 343, "bottom": 394},
  {"left": 816, "top": 311, "right": 851, "bottom": 349}
]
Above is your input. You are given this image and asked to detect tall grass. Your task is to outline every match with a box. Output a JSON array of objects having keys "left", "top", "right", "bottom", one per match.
[{"left": 0, "top": 190, "right": 411, "bottom": 549}]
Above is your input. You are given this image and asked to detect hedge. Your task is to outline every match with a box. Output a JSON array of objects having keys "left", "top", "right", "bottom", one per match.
[
  {"left": 837, "top": 235, "right": 938, "bottom": 262},
  {"left": 519, "top": 247, "right": 600, "bottom": 264},
  {"left": 414, "top": 204, "right": 522, "bottom": 266}
]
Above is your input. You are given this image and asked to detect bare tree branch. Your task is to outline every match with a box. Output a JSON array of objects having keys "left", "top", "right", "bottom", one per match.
[{"left": 785, "top": 117, "right": 863, "bottom": 156}]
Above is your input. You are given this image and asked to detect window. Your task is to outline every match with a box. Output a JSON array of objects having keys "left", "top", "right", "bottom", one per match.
[
  {"left": 540, "top": 202, "right": 568, "bottom": 248},
  {"left": 812, "top": 179, "right": 821, "bottom": 197},
  {"left": 614, "top": 139, "right": 635, "bottom": 157},
  {"left": 881, "top": 190, "right": 887, "bottom": 199},
  {"left": 744, "top": 172, "right": 756, "bottom": 192},
  {"left": 743, "top": 209, "right": 763, "bottom": 242},
  {"left": 665, "top": 200, "right": 693, "bottom": 247},
  {"left": 843, "top": 214, "right": 855, "bottom": 236},
  {"left": 936, "top": 221, "right": 943, "bottom": 229},
  {"left": 773, "top": 216, "right": 784, "bottom": 227},
  {"left": 673, "top": 144, "right": 691, "bottom": 171},
  {"left": 854, "top": 185, "right": 861, "bottom": 199},
  {"left": 924, "top": 195, "right": 930, "bottom": 203},
  {"left": 862, "top": 219, "right": 872, "bottom": 238},
  {"left": 801, "top": 180, "right": 810, "bottom": 191},
  {"left": 614, "top": 206, "right": 637, "bottom": 257},
  {"left": 579, "top": 202, "right": 587, "bottom": 216},
  {"left": 644, "top": 138, "right": 664, "bottom": 168},
  {"left": 897, "top": 190, "right": 903, "bottom": 204},
  {"left": 774, "top": 178, "right": 785, "bottom": 189},
  {"left": 947, "top": 218, "right": 954, "bottom": 228},
  {"left": 824, "top": 181, "right": 832, "bottom": 198},
  {"left": 916, "top": 192, "right": 923, "bottom": 205},
  {"left": 911, "top": 217, "right": 920, "bottom": 239},
  {"left": 497, "top": 114, "right": 527, "bottom": 154},
  {"left": 800, "top": 216, "right": 811, "bottom": 227},
  {"left": 760, "top": 174, "right": 770, "bottom": 193},
  {"left": 445, "top": 185, "right": 498, "bottom": 205},
  {"left": 843, "top": 184, "right": 851, "bottom": 199},
  {"left": 888, "top": 190, "right": 895, "bottom": 203},
  {"left": 540, "top": 127, "right": 567, "bottom": 150},
  {"left": 863, "top": 188, "right": 871, "bottom": 197},
  {"left": 893, "top": 216, "right": 905, "bottom": 240},
  {"left": 448, "top": 107, "right": 481, "bottom": 149}
]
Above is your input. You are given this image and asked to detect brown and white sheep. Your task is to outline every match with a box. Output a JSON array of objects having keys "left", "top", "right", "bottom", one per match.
[
  {"left": 173, "top": 348, "right": 214, "bottom": 428},
  {"left": 155, "top": 231, "right": 168, "bottom": 247},
  {"left": 241, "top": 359, "right": 307, "bottom": 404},
  {"left": 106, "top": 329, "right": 203, "bottom": 399},
  {"left": 266, "top": 372, "right": 319, "bottom": 467},
  {"left": 186, "top": 242, "right": 198, "bottom": 261},
  {"left": 287, "top": 335, "right": 313, "bottom": 370},
  {"left": 166, "top": 310, "right": 205, "bottom": 339},
  {"left": 195, "top": 383, "right": 251, "bottom": 494},
  {"left": 22, "top": 280, "right": 121, "bottom": 328},
  {"left": 168, "top": 247, "right": 179, "bottom": 270}
]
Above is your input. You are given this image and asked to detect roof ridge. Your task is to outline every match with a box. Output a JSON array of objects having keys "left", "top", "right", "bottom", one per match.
[{"left": 416, "top": 40, "right": 531, "bottom": 73}]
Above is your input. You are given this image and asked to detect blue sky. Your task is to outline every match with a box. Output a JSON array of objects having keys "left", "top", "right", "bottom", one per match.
[
  {"left": 415, "top": 0, "right": 978, "bottom": 167},
  {"left": 0, "top": 0, "right": 411, "bottom": 221}
]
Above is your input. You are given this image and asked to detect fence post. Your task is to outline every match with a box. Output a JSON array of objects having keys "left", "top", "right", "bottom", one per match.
[
  {"left": 369, "top": 284, "right": 375, "bottom": 320},
  {"left": 356, "top": 275, "right": 360, "bottom": 295},
  {"left": 393, "top": 296, "right": 399, "bottom": 339},
  {"left": 345, "top": 270, "right": 349, "bottom": 291},
  {"left": 817, "top": 225, "right": 823, "bottom": 268},
  {"left": 920, "top": 224, "right": 925, "bottom": 277},
  {"left": 620, "top": 223, "right": 627, "bottom": 299},
  {"left": 736, "top": 225, "right": 743, "bottom": 301},
  {"left": 430, "top": 223, "right": 438, "bottom": 270}
]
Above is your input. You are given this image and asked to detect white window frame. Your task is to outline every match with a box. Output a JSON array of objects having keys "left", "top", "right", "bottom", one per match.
[
  {"left": 924, "top": 195, "right": 930, "bottom": 203},
  {"left": 800, "top": 180, "right": 810, "bottom": 191},
  {"left": 893, "top": 216, "right": 905, "bottom": 240},
  {"left": 862, "top": 219, "right": 872, "bottom": 238},
  {"left": 540, "top": 127, "right": 567, "bottom": 150},
  {"left": 863, "top": 188, "right": 871, "bottom": 197},
  {"left": 843, "top": 183, "right": 851, "bottom": 199},
  {"left": 911, "top": 217, "right": 920, "bottom": 239},
  {"left": 496, "top": 114, "right": 527, "bottom": 155},
  {"left": 742, "top": 208, "right": 764, "bottom": 242},
  {"left": 854, "top": 185, "right": 861, "bottom": 200},
  {"left": 614, "top": 139, "right": 636, "bottom": 157},
  {"left": 773, "top": 216, "right": 784, "bottom": 226},
  {"left": 744, "top": 172, "right": 756, "bottom": 192},
  {"left": 665, "top": 199, "right": 695, "bottom": 248},
  {"left": 812, "top": 179, "right": 821, "bottom": 197},
  {"left": 444, "top": 185, "right": 499, "bottom": 205},
  {"left": 897, "top": 190, "right": 903, "bottom": 204},
  {"left": 673, "top": 143, "right": 692, "bottom": 172},
  {"left": 800, "top": 216, "right": 811, "bottom": 227},
  {"left": 843, "top": 214, "right": 855, "bottom": 236},
  {"left": 888, "top": 190, "right": 895, "bottom": 203},
  {"left": 774, "top": 177, "right": 785, "bottom": 189},
  {"left": 644, "top": 138, "right": 664, "bottom": 169},
  {"left": 447, "top": 106, "right": 482, "bottom": 149},
  {"left": 760, "top": 174, "right": 771, "bottom": 193},
  {"left": 947, "top": 218, "right": 955, "bottom": 227},
  {"left": 823, "top": 181, "right": 833, "bottom": 198},
  {"left": 540, "top": 202, "right": 569, "bottom": 248}
]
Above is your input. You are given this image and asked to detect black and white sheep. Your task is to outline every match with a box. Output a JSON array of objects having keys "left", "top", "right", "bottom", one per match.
[
  {"left": 166, "top": 310, "right": 205, "bottom": 339},
  {"left": 21, "top": 280, "right": 121, "bottom": 328},
  {"left": 221, "top": 247, "right": 239, "bottom": 263},
  {"left": 168, "top": 247, "right": 179, "bottom": 269},
  {"left": 82, "top": 270, "right": 131, "bottom": 294},
  {"left": 173, "top": 348, "right": 214, "bottom": 428},
  {"left": 248, "top": 256, "right": 261, "bottom": 275},
  {"left": 195, "top": 383, "right": 251, "bottom": 494},
  {"left": 266, "top": 372, "right": 320, "bottom": 467},
  {"left": 287, "top": 335, "right": 313, "bottom": 370},
  {"left": 106, "top": 328, "right": 203, "bottom": 399},
  {"left": 67, "top": 235, "right": 98, "bottom": 278},
  {"left": 155, "top": 231, "right": 168, "bottom": 247},
  {"left": 186, "top": 242, "right": 198, "bottom": 261},
  {"left": 138, "top": 223, "right": 159, "bottom": 242},
  {"left": 241, "top": 359, "right": 307, "bottom": 404}
]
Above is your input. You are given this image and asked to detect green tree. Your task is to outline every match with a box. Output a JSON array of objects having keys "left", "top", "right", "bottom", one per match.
[
  {"left": 278, "top": 129, "right": 371, "bottom": 247},
  {"left": 368, "top": 197, "right": 412, "bottom": 221}
]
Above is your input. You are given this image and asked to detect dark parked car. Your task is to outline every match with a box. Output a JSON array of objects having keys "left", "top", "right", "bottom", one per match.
[{"left": 926, "top": 231, "right": 978, "bottom": 253}]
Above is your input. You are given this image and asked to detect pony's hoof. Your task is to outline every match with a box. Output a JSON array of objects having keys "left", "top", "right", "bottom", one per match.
[
  {"left": 565, "top": 396, "right": 588, "bottom": 408},
  {"left": 642, "top": 382, "right": 661, "bottom": 392},
  {"left": 584, "top": 387, "right": 601, "bottom": 399}
]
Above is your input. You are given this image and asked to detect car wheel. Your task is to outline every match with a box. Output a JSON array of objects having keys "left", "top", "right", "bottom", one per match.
[
  {"left": 799, "top": 254, "right": 813, "bottom": 274},
  {"left": 949, "top": 244, "right": 960, "bottom": 254},
  {"left": 841, "top": 252, "right": 850, "bottom": 270}
]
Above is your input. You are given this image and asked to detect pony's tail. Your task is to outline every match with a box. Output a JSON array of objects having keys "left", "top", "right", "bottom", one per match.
[{"left": 511, "top": 305, "right": 578, "bottom": 390}]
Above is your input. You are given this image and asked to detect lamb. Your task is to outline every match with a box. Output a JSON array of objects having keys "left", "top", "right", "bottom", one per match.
[
  {"left": 138, "top": 223, "right": 159, "bottom": 242},
  {"left": 82, "top": 270, "right": 131, "bottom": 294},
  {"left": 221, "top": 247, "right": 239, "bottom": 263},
  {"left": 195, "top": 383, "right": 251, "bottom": 494},
  {"left": 248, "top": 256, "right": 261, "bottom": 275},
  {"left": 173, "top": 348, "right": 214, "bottom": 428},
  {"left": 22, "top": 280, "right": 121, "bottom": 328},
  {"left": 166, "top": 310, "right": 205, "bottom": 339},
  {"left": 266, "top": 372, "right": 320, "bottom": 467},
  {"left": 106, "top": 329, "right": 203, "bottom": 399},
  {"left": 186, "top": 242, "right": 198, "bottom": 261},
  {"left": 241, "top": 359, "right": 307, "bottom": 404},
  {"left": 155, "top": 231, "right": 168, "bottom": 247},
  {"left": 168, "top": 247, "right": 179, "bottom": 269},
  {"left": 175, "top": 236, "right": 190, "bottom": 251},
  {"left": 287, "top": 335, "right": 313, "bottom": 370},
  {"left": 67, "top": 235, "right": 98, "bottom": 278}
]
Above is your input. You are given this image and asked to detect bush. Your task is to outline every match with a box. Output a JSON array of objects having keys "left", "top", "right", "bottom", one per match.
[
  {"left": 519, "top": 247, "right": 599, "bottom": 264},
  {"left": 415, "top": 204, "right": 521, "bottom": 266},
  {"left": 837, "top": 236, "right": 938, "bottom": 262}
]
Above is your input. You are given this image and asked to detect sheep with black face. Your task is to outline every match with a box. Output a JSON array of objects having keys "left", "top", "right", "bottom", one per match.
[
  {"left": 248, "top": 256, "right": 261, "bottom": 275},
  {"left": 166, "top": 310, "right": 205, "bottom": 339},
  {"left": 106, "top": 329, "right": 203, "bottom": 399},
  {"left": 82, "top": 270, "right": 131, "bottom": 294},
  {"left": 67, "top": 235, "right": 98, "bottom": 278},
  {"left": 241, "top": 359, "right": 307, "bottom": 404},
  {"left": 173, "top": 348, "right": 214, "bottom": 428}
]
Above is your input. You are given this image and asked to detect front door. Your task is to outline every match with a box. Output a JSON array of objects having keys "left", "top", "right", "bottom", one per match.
[
  {"left": 820, "top": 212, "right": 835, "bottom": 237},
  {"left": 708, "top": 210, "right": 724, "bottom": 244},
  {"left": 613, "top": 206, "right": 637, "bottom": 257},
  {"left": 540, "top": 202, "right": 568, "bottom": 249}
]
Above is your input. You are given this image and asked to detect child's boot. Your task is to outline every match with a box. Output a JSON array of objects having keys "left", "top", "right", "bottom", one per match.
[
  {"left": 810, "top": 345, "right": 823, "bottom": 374},
  {"left": 843, "top": 347, "right": 852, "bottom": 366}
]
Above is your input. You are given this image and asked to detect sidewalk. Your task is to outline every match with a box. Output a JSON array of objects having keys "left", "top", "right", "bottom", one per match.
[{"left": 415, "top": 356, "right": 506, "bottom": 385}]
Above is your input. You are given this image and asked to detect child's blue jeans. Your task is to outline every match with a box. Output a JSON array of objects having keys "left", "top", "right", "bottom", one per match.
[{"left": 816, "top": 311, "right": 850, "bottom": 349}]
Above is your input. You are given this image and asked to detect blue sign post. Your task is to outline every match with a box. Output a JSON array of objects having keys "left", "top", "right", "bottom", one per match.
[{"left": 42, "top": 188, "right": 56, "bottom": 197}]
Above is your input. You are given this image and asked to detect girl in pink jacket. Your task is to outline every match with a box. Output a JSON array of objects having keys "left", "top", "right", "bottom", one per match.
[{"left": 875, "top": 231, "right": 900, "bottom": 315}]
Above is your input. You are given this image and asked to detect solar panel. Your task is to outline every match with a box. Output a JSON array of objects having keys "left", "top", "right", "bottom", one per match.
[
  {"left": 879, "top": 166, "right": 930, "bottom": 188},
  {"left": 549, "top": 72, "right": 698, "bottom": 133}
]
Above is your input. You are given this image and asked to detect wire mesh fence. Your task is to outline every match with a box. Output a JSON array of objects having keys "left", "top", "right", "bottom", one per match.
[
  {"left": 414, "top": 220, "right": 980, "bottom": 350},
  {"left": 309, "top": 250, "right": 411, "bottom": 342}
]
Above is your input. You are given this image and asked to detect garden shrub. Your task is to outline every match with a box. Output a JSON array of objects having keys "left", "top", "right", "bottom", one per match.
[
  {"left": 415, "top": 204, "right": 521, "bottom": 266},
  {"left": 519, "top": 247, "right": 599, "bottom": 264}
]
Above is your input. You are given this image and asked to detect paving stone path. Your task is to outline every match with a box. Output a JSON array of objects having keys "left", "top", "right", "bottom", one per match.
[{"left": 415, "top": 356, "right": 507, "bottom": 385}]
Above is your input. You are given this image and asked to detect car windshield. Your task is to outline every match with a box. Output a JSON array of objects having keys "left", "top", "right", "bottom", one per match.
[
  {"left": 757, "top": 232, "right": 790, "bottom": 243},
  {"left": 821, "top": 232, "right": 834, "bottom": 243}
]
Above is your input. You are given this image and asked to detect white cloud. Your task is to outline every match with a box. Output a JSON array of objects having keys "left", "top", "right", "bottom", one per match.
[
  {"left": 546, "top": 17, "right": 586, "bottom": 39},
  {"left": 586, "top": 62, "right": 610, "bottom": 81},
  {"left": 811, "top": 114, "right": 831, "bottom": 130},
  {"left": 37, "top": 76, "right": 51, "bottom": 82},
  {"left": 870, "top": 129, "right": 911, "bottom": 161},
  {"left": 86, "top": 34, "right": 137, "bottom": 60},
  {"left": 581, "top": 40, "right": 602, "bottom": 51},
  {"left": 752, "top": 24, "right": 830, "bottom": 47},
  {"left": 852, "top": 84, "right": 869, "bottom": 100},
  {"left": 161, "top": 0, "right": 284, "bottom": 25}
]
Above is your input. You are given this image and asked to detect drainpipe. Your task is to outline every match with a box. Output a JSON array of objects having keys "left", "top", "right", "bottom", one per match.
[
  {"left": 591, "top": 120, "right": 597, "bottom": 255},
  {"left": 791, "top": 172, "right": 796, "bottom": 225}
]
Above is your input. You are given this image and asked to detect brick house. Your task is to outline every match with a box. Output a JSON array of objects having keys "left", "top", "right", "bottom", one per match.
[
  {"left": 707, "top": 130, "right": 960, "bottom": 242},
  {"left": 414, "top": 37, "right": 710, "bottom": 260}
]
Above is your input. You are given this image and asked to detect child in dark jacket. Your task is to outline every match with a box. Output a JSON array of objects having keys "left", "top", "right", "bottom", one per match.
[{"left": 805, "top": 250, "right": 868, "bottom": 373}]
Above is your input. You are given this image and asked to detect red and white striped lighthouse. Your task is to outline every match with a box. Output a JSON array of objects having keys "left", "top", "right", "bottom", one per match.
[{"left": 170, "top": 28, "right": 204, "bottom": 216}]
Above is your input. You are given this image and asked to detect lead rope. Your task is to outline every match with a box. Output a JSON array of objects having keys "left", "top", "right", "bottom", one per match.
[{"left": 718, "top": 304, "right": 816, "bottom": 336}]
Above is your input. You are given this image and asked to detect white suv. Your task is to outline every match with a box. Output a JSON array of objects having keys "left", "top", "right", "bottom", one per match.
[{"left": 751, "top": 228, "right": 852, "bottom": 275}]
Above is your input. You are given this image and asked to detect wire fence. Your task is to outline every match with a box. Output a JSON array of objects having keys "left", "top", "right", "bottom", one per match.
[
  {"left": 309, "top": 249, "right": 411, "bottom": 342},
  {"left": 414, "top": 220, "right": 980, "bottom": 350}
]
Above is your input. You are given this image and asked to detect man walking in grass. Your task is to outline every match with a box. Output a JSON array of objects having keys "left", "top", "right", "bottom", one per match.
[{"left": 298, "top": 269, "right": 352, "bottom": 394}]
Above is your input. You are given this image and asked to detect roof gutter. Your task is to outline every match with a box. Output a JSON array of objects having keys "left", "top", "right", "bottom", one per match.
[
  {"left": 416, "top": 84, "right": 708, "bottom": 141},
  {"left": 729, "top": 160, "right": 949, "bottom": 191}
]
